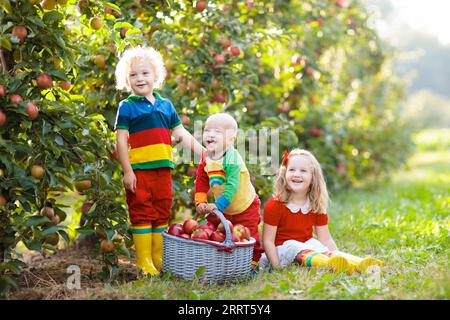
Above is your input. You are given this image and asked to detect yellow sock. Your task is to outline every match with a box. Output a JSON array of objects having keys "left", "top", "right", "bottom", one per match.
[{"left": 132, "top": 224, "right": 159, "bottom": 276}]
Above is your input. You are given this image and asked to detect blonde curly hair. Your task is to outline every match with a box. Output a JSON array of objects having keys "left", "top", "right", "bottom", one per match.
[
  {"left": 273, "top": 148, "right": 329, "bottom": 214},
  {"left": 115, "top": 45, "right": 167, "bottom": 91}
]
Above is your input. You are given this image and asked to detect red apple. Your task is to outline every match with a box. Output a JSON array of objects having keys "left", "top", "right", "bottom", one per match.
[
  {"left": 180, "top": 115, "right": 190, "bottom": 125},
  {"left": 243, "top": 227, "right": 251, "bottom": 240},
  {"left": 337, "top": 164, "right": 346, "bottom": 173},
  {"left": 186, "top": 166, "right": 196, "bottom": 177},
  {"left": 191, "top": 229, "right": 210, "bottom": 240},
  {"left": 233, "top": 224, "right": 246, "bottom": 239},
  {"left": 183, "top": 219, "right": 199, "bottom": 235},
  {"left": 207, "top": 212, "right": 221, "bottom": 226},
  {"left": 310, "top": 127, "right": 323, "bottom": 137},
  {"left": 36, "top": 73, "right": 53, "bottom": 89},
  {"left": 59, "top": 81, "right": 71, "bottom": 91},
  {"left": 213, "top": 92, "right": 226, "bottom": 103},
  {"left": 305, "top": 66, "right": 314, "bottom": 76},
  {"left": 180, "top": 233, "right": 190, "bottom": 239},
  {"left": 335, "top": 0, "right": 349, "bottom": 8},
  {"left": 217, "top": 219, "right": 233, "bottom": 233},
  {"left": 198, "top": 225, "right": 213, "bottom": 238},
  {"left": 278, "top": 104, "right": 291, "bottom": 113},
  {"left": 10, "top": 94, "right": 22, "bottom": 104},
  {"left": 0, "top": 111, "right": 6, "bottom": 127},
  {"left": 229, "top": 46, "right": 240, "bottom": 56},
  {"left": 0, "top": 85, "right": 6, "bottom": 97},
  {"left": 168, "top": 223, "right": 184, "bottom": 236},
  {"left": 11, "top": 25, "right": 28, "bottom": 44},
  {"left": 215, "top": 54, "right": 225, "bottom": 65},
  {"left": 204, "top": 221, "right": 216, "bottom": 231},
  {"left": 26, "top": 102, "right": 39, "bottom": 120},
  {"left": 195, "top": 1, "right": 207, "bottom": 12},
  {"left": 219, "top": 38, "right": 231, "bottom": 48},
  {"left": 210, "top": 230, "right": 225, "bottom": 242},
  {"left": 231, "top": 233, "right": 240, "bottom": 242}
]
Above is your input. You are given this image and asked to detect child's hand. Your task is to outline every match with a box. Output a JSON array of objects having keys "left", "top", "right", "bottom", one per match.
[
  {"left": 196, "top": 203, "right": 209, "bottom": 217},
  {"left": 123, "top": 171, "right": 137, "bottom": 193},
  {"left": 206, "top": 203, "right": 218, "bottom": 213}
]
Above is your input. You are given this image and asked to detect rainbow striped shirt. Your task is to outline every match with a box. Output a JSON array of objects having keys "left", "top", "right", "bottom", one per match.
[
  {"left": 195, "top": 147, "right": 256, "bottom": 215},
  {"left": 114, "top": 93, "right": 181, "bottom": 170}
]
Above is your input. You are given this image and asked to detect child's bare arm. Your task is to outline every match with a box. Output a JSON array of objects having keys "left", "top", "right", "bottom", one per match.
[
  {"left": 315, "top": 225, "right": 338, "bottom": 251},
  {"left": 116, "top": 129, "right": 136, "bottom": 193},
  {"left": 172, "top": 125, "right": 205, "bottom": 157},
  {"left": 262, "top": 223, "right": 280, "bottom": 268}
]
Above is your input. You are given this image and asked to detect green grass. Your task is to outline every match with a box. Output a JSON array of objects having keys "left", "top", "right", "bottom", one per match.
[{"left": 87, "top": 148, "right": 450, "bottom": 300}]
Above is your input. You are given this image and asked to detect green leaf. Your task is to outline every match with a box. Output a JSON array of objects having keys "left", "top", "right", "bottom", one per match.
[
  {"left": 194, "top": 265, "right": 206, "bottom": 278},
  {"left": 55, "top": 135, "right": 64, "bottom": 146},
  {"left": 24, "top": 216, "right": 50, "bottom": 227},
  {"left": 23, "top": 239, "right": 42, "bottom": 251},
  {"left": 0, "top": 0, "right": 12, "bottom": 14},
  {"left": 43, "top": 11, "right": 64, "bottom": 25},
  {"left": 0, "top": 36, "right": 11, "bottom": 51},
  {"left": 41, "top": 226, "right": 58, "bottom": 237}
]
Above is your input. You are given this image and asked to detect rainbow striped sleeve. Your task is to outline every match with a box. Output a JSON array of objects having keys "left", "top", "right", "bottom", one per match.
[{"left": 214, "top": 149, "right": 242, "bottom": 212}]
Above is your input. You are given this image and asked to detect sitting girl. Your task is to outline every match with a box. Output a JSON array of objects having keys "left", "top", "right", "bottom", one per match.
[{"left": 260, "top": 149, "right": 385, "bottom": 274}]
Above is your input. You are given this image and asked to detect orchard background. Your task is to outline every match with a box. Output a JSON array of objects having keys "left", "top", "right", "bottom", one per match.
[{"left": 0, "top": 0, "right": 431, "bottom": 299}]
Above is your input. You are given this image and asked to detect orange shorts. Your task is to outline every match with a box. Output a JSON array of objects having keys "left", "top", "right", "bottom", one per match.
[{"left": 125, "top": 168, "right": 172, "bottom": 227}]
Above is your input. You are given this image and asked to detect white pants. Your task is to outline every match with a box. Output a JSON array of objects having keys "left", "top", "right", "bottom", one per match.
[{"left": 259, "top": 238, "right": 365, "bottom": 271}]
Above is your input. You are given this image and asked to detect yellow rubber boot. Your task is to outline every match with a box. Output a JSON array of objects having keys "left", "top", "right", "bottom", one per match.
[
  {"left": 357, "top": 257, "right": 386, "bottom": 272},
  {"left": 132, "top": 225, "right": 159, "bottom": 276},
  {"left": 328, "top": 256, "right": 354, "bottom": 274},
  {"left": 151, "top": 224, "right": 167, "bottom": 271},
  {"left": 332, "top": 251, "right": 385, "bottom": 273}
]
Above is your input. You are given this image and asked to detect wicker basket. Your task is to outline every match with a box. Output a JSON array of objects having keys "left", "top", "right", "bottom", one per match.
[{"left": 162, "top": 209, "right": 255, "bottom": 283}]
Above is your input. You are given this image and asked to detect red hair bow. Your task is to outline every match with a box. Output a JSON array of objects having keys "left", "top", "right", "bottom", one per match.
[{"left": 282, "top": 150, "right": 289, "bottom": 166}]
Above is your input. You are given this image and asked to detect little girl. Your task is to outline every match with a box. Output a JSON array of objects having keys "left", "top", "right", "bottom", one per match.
[{"left": 260, "top": 149, "right": 385, "bottom": 274}]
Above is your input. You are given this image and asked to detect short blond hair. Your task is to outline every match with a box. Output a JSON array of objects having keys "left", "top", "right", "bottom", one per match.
[
  {"left": 206, "top": 113, "right": 238, "bottom": 132},
  {"left": 273, "top": 149, "right": 329, "bottom": 213},
  {"left": 115, "top": 45, "right": 166, "bottom": 91}
]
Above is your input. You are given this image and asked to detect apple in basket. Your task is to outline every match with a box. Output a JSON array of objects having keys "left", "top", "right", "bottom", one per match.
[
  {"left": 204, "top": 221, "right": 216, "bottom": 231},
  {"left": 231, "top": 233, "right": 240, "bottom": 242},
  {"left": 233, "top": 224, "right": 246, "bottom": 239},
  {"left": 180, "top": 233, "right": 190, "bottom": 239},
  {"left": 183, "top": 219, "right": 199, "bottom": 235},
  {"left": 210, "top": 230, "right": 226, "bottom": 242},
  {"left": 206, "top": 212, "right": 221, "bottom": 226},
  {"left": 168, "top": 223, "right": 184, "bottom": 236},
  {"left": 217, "top": 219, "right": 233, "bottom": 233},
  {"left": 243, "top": 226, "right": 251, "bottom": 240},
  {"left": 198, "top": 225, "right": 214, "bottom": 238},
  {"left": 191, "top": 229, "right": 210, "bottom": 240}
]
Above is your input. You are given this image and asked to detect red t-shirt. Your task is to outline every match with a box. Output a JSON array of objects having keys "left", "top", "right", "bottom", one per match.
[{"left": 263, "top": 197, "right": 328, "bottom": 246}]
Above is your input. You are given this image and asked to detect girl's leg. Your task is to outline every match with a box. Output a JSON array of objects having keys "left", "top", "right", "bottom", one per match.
[
  {"left": 296, "top": 249, "right": 352, "bottom": 273},
  {"left": 329, "top": 250, "right": 385, "bottom": 272}
]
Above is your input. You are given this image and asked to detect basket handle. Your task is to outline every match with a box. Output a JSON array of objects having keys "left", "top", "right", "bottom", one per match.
[{"left": 194, "top": 208, "right": 235, "bottom": 248}]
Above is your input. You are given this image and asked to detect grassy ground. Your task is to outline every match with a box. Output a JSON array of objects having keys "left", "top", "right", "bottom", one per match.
[{"left": 84, "top": 141, "right": 449, "bottom": 299}]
